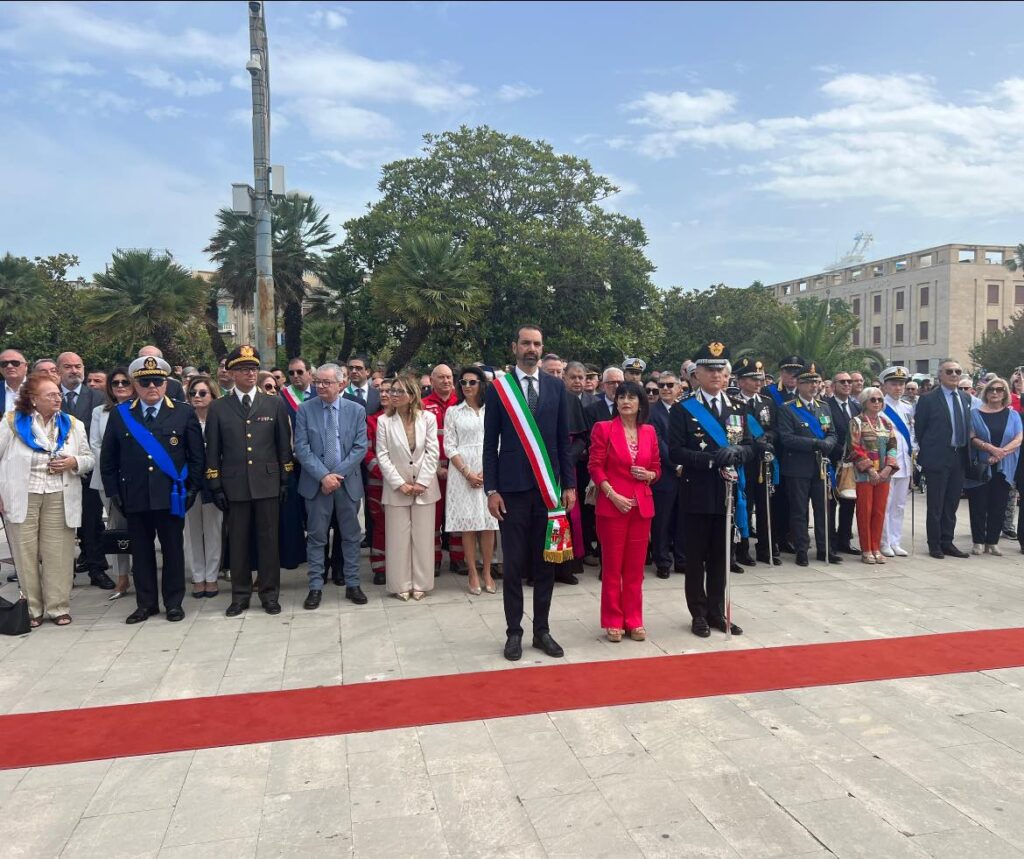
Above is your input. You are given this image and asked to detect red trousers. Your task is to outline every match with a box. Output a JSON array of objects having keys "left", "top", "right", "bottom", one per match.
[
  {"left": 367, "top": 479, "right": 385, "bottom": 576},
  {"left": 855, "top": 480, "right": 890, "bottom": 554},
  {"left": 596, "top": 507, "right": 651, "bottom": 631}
]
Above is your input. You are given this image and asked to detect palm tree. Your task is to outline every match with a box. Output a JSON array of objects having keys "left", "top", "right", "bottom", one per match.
[
  {"left": 204, "top": 195, "right": 333, "bottom": 358},
  {"left": 83, "top": 249, "right": 207, "bottom": 365},
  {"left": 0, "top": 253, "right": 46, "bottom": 336},
  {"left": 1005, "top": 244, "right": 1024, "bottom": 272},
  {"left": 372, "top": 233, "right": 487, "bottom": 374}
]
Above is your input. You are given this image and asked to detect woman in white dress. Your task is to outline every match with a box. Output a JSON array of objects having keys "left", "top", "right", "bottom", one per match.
[{"left": 444, "top": 366, "right": 499, "bottom": 595}]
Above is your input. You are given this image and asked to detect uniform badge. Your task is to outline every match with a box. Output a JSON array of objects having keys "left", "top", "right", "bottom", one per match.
[
  {"left": 144, "top": 356, "right": 157, "bottom": 371},
  {"left": 821, "top": 414, "right": 831, "bottom": 427},
  {"left": 169, "top": 436, "right": 179, "bottom": 446},
  {"left": 240, "top": 345, "right": 255, "bottom": 360},
  {"left": 709, "top": 341, "right": 725, "bottom": 358}
]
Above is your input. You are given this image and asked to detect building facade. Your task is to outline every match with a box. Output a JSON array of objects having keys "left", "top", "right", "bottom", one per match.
[{"left": 769, "top": 244, "right": 1022, "bottom": 375}]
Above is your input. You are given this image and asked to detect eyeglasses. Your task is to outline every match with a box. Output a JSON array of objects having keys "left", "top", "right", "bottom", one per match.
[
  {"left": 314, "top": 379, "right": 338, "bottom": 387},
  {"left": 658, "top": 382, "right": 676, "bottom": 389},
  {"left": 287, "top": 368, "right": 306, "bottom": 376},
  {"left": 190, "top": 390, "right": 209, "bottom": 398},
  {"left": 111, "top": 380, "right": 132, "bottom": 388},
  {"left": 263, "top": 383, "right": 278, "bottom": 392},
  {"left": 989, "top": 387, "right": 1006, "bottom": 393},
  {"left": 459, "top": 379, "right": 479, "bottom": 387},
  {"left": 136, "top": 378, "right": 164, "bottom": 388},
  {"left": 347, "top": 365, "right": 365, "bottom": 373},
  {"left": 867, "top": 397, "right": 884, "bottom": 403},
  {"left": 835, "top": 379, "right": 852, "bottom": 384},
  {"left": 39, "top": 392, "right": 63, "bottom": 400},
  {"left": 391, "top": 388, "right": 410, "bottom": 397},
  {"left": 0, "top": 360, "right": 23, "bottom": 368},
  {"left": 645, "top": 388, "right": 658, "bottom": 395},
  {"left": 943, "top": 368, "right": 963, "bottom": 375}
]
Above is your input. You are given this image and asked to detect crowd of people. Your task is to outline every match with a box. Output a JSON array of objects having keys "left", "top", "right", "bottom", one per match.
[{"left": 0, "top": 328, "right": 1019, "bottom": 658}]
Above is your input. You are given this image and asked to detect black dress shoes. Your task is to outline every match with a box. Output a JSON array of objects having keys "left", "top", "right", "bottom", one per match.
[
  {"left": 656, "top": 567, "right": 670, "bottom": 579},
  {"left": 166, "top": 607, "right": 185, "bottom": 622},
  {"left": 730, "top": 560, "right": 743, "bottom": 574},
  {"left": 89, "top": 571, "right": 116, "bottom": 590},
  {"left": 691, "top": 616, "right": 711, "bottom": 638},
  {"left": 674, "top": 563, "right": 686, "bottom": 574},
  {"left": 795, "top": 550, "right": 809, "bottom": 567},
  {"left": 708, "top": 616, "right": 743, "bottom": 635},
  {"left": 941, "top": 544, "right": 969, "bottom": 559},
  {"left": 262, "top": 600, "right": 282, "bottom": 615},
  {"left": 778, "top": 539, "right": 796, "bottom": 554},
  {"left": 373, "top": 573, "right": 386, "bottom": 586},
  {"left": 225, "top": 601, "right": 249, "bottom": 617},
  {"left": 554, "top": 572, "right": 579, "bottom": 585},
  {"left": 346, "top": 586, "right": 368, "bottom": 605},
  {"left": 504, "top": 633, "right": 523, "bottom": 661},
  {"left": 492, "top": 563, "right": 503, "bottom": 579},
  {"left": 126, "top": 607, "right": 158, "bottom": 624},
  {"left": 838, "top": 544, "right": 861, "bottom": 556},
  {"left": 736, "top": 550, "right": 757, "bottom": 567},
  {"left": 303, "top": 590, "right": 322, "bottom": 610},
  {"left": 532, "top": 632, "right": 564, "bottom": 658},
  {"left": 929, "top": 548, "right": 945, "bottom": 559},
  {"left": 330, "top": 574, "right": 345, "bottom": 586},
  {"left": 816, "top": 551, "right": 843, "bottom": 564}
]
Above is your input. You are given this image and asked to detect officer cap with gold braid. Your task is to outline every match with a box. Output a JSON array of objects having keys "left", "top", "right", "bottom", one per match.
[
  {"left": 226, "top": 344, "right": 261, "bottom": 370},
  {"left": 880, "top": 365, "right": 909, "bottom": 383},
  {"left": 779, "top": 354, "right": 805, "bottom": 372},
  {"left": 797, "top": 361, "right": 822, "bottom": 382},
  {"left": 693, "top": 340, "right": 731, "bottom": 368},
  {"left": 734, "top": 357, "right": 766, "bottom": 379},
  {"left": 128, "top": 355, "right": 171, "bottom": 380}
]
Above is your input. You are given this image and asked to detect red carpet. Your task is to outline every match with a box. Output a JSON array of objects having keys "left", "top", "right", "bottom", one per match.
[{"left": 3, "top": 627, "right": 1024, "bottom": 770}]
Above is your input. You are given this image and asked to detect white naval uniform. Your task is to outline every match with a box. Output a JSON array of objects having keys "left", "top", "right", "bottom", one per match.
[{"left": 882, "top": 394, "right": 918, "bottom": 551}]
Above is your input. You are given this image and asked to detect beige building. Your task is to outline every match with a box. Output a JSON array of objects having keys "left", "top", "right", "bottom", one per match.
[{"left": 769, "top": 244, "right": 1022, "bottom": 375}]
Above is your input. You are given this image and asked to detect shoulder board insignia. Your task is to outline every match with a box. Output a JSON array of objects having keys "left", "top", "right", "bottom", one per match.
[{"left": 164, "top": 396, "right": 175, "bottom": 408}]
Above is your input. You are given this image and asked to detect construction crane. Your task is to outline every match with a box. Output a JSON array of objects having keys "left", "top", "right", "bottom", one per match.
[{"left": 824, "top": 232, "right": 874, "bottom": 271}]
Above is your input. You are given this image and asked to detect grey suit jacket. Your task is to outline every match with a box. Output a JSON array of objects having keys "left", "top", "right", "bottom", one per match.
[{"left": 294, "top": 396, "right": 367, "bottom": 503}]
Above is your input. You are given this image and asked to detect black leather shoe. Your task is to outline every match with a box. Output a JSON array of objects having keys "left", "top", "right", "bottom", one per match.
[
  {"left": 730, "top": 561, "right": 743, "bottom": 574},
  {"left": 691, "top": 616, "right": 711, "bottom": 638},
  {"left": 450, "top": 560, "right": 469, "bottom": 575},
  {"left": 346, "top": 586, "right": 368, "bottom": 605},
  {"left": 262, "top": 600, "right": 282, "bottom": 615},
  {"left": 1003, "top": 528, "right": 1017, "bottom": 539},
  {"left": 89, "top": 570, "right": 116, "bottom": 590},
  {"left": 75, "top": 558, "right": 90, "bottom": 574},
  {"left": 303, "top": 590, "right": 322, "bottom": 610},
  {"left": 941, "top": 544, "right": 969, "bottom": 559},
  {"left": 372, "top": 573, "right": 386, "bottom": 586},
  {"left": 166, "top": 607, "right": 185, "bottom": 622},
  {"left": 126, "top": 607, "right": 158, "bottom": 624},
  {"left": 795, "top": 550, "right": 809, "bottom": 567},
  {"left": 554, "top": 572, "right": 579, "bottom": 585},
  {"left": 532, "top": 632, "right": 564, "bottom": 658},
  {"left": 736, "top": 551, "right": 757, "bottom": 567},
  {"left": 929, "top": 548, "right": 945, "bottom": 559},
  {"left": 839, "top": 544, "right": 861, "bottom": 556},
  {"left": 816, "top": 551, "right": 843, "bottom": 563},
  {"left": 771, "top": 555, "right": 782, "bottom": 566},
  {"left": 492, "top": 563, "right": 503, "bottom": 579},
  {"left": 778, "top": 540, "right": 796, "bottom": 554},
  {"left": 504, "top": 633, "right": 523, "bottom": 661},
  {"left": 708, "top": 616, "right": 743, "bottom": 635},
  {"left": 331, "top": 574, "right": 344, "bottom": 586},
  {"left": 656, "top": 567, "right": 670, "bottom": 579},
  {"left": 225, "top": 601, "right": 249, "bottom": 617},
  {"left": 674, "top": 564, "right": 686, "bottom": 573}
]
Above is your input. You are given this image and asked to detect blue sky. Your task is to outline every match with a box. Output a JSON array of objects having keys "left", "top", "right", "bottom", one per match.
[{"left": 2, "top": 1, "right": 1023, "bottom": 290}]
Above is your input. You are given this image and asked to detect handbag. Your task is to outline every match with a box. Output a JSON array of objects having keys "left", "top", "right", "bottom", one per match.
[
  {"left": 967, "top": 452, "right": 991, "bottom": 484},
  {"left": 0, "top": 592, "right": 31, "bottom": 636},
  {"left": 836, "top": 462, "right": 857, "bottom": 499},
  {"left": 100, "top": 528, "right": 132, "bottom": 555}
]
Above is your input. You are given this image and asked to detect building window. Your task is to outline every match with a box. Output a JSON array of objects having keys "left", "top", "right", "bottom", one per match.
[
  {"left": 851, "top": 268, "right": 863, "bottom": 281},
  {"left": 895, "top": 323, "right": 904, "bottom": 343},
  {"left": 920, "top": 286, "right": 930, "bottom": 307},
  {"left": 872, "top": 326, "right": 881, "bottom": 345},
  {"left": 988, "top": 319, "right": 1000, "bottom": 333},
  {"left": 919, "top": 320, "right": 929, "bottom": 340},
  {"left": 895, "top": 258, "right": 908, "bottom": 271},
  {"left": 988, "top": 283, "right": 1000, "bottom": 305},
  {"left": 831, "top": 273, "right": 843, "bottom": 286},
  {"left": 985, "top": 250, "right": 1003, "bottom": 265},
  {"left": 1015, "top": 284, "right": 1024, "bottom": 305},
  {"left": 895, "top": 291, "right": 905, "bottom": 311},
  {"left": 872, "top": 294, "right": 881, "bottom": 314},
  {"left": 852, "top": 329, "right": 860, "bottom": 346},
  {"left": 798, "top": 280, "right": 807, "bottom": 292},
  {"left": 852, "top": 297, "right": 861, "bottom": 316},
  {"left": 872, "top": 264, "right": 884, "bottom": 278},
  {"left": 783, "top": 284, "right": 791, "bottom": 296},
  {"left": 919, "top": 254, "right": 932, "bottom": 267},
  {"left": 916, "top": 359, "right": 930, "bottom": 374},
  {"left": 958, "top": 249, "right": 976, "bottom": 263}
]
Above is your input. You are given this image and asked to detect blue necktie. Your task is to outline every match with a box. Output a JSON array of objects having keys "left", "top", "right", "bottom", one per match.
[
  {"left": 325, "top": 405, "right": 340, "bottom": 473},
  {"left": 952, "top": 391, "right": 965, "bottom": 447}
]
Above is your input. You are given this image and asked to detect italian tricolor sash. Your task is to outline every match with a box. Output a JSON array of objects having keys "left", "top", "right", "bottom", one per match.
[
  {"left": 281, "top": 385, "right": 305, "bottom": 413},
  {"left": 493, "top": 373, "right": 573, "bottom": 562}
]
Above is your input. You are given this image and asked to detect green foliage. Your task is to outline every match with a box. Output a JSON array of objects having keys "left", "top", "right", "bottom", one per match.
[
  {"left": 0, "top": 253, "right": 47, "bottom": 336},
  {"left": 969, "top": 310, "right": 1024, "bottom": 377}
]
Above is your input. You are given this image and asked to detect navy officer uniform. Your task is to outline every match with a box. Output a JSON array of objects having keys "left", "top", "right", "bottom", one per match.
[{"left": 100, "top": 355, "right": 205, "bottom": 624}]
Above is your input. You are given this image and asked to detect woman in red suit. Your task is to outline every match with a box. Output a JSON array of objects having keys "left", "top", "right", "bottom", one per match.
[{"left": 588, "top": 381, "right": 661, "bottom": 642}]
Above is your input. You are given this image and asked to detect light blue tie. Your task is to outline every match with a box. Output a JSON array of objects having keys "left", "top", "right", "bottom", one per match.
[{"left": 324, "top": 405, "right": 340, "bottom": 473}]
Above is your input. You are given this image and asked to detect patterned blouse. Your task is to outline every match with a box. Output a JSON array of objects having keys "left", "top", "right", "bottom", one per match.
[{"left": 847, "top": 413, "right": 899, "bottom": 481}]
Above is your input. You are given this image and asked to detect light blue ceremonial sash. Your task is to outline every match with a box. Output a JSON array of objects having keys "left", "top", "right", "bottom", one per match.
[
  {"left": 15, "top": 411, "right": 71, "bottom": 454},
  {"left": 789, "top": 401, "right": 836, "bottom": 485},
  {"left": 746, "top": 412, "right": 779, "bottom": 485},
  {"left": 118, "top": 403, "right": 189, "bottom": 517},
  {"left": 682, "top": 397, "right": 749, "bottom": 538},
  {"left": 883, "top": 405, "right": 912, "bottom": 450}
]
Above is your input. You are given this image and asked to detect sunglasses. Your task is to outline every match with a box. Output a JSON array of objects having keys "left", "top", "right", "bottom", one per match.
[
  {"left": 835, "top": 379, "right": 852, "bottom": 384},
  {"left": 263, "top": 383, "right": 278, "bottom": 392},
  {"left": 943, "top": 368, "right": 963, "bottom": 375},
  {"left": 867, "top": 397, "right": 884, "bottom": 403},
  {"left": 190, "top": 390, "right": 210, "bottom": 398},
  {"left": 459, "top": 379, "right": 479, "bottom": 387},
  {"left": 645, "top": 388, "right": 658, "bottom": 395},
  {"left": 989, "top": 387, "right": 1006, "bottom": 393},
  {"left": 136, "top": 378, "right": 164, "bottom": 388},
  {"left": 657, "top": 382, "right": 676, "bottom": 389},
  {"left": 288, "top": 368, "right": 306, "bottom": 376},
  {"left": 0, "top": 359, "right": 23, "bottom": 368},
  {"left": 111, "top": 380, "right": 132, "bottom": 388},
  {"left": 347, "top": 366, "right": 365, "bottom": 373}
]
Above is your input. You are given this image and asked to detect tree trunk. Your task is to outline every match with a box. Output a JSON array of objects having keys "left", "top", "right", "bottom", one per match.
[
  {"left": 283, "top": 300, "right": 303, "bottom": 359},
  {"left": 338, "top": 322, "right": 354, "bottom": 366},
  {"left": 153, "top": 323, "right": 183, "bottom": 367},
  {"left": 386, "top": 322, "right": 429, "bottom": 376},
  {"left": 204, "top": 290, "right": 229, "bottom": 360}
]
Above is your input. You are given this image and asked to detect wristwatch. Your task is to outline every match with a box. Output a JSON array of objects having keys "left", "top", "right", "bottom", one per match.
[{"left": 486, "top": 490, "right": 497, "bottom": 497}]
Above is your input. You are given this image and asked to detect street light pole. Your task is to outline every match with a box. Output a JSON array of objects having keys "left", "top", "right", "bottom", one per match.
[{"left": 247, "top": 1, "right": 274, "bottom": 366}]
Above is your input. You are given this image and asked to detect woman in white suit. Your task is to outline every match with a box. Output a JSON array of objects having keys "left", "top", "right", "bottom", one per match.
[
  {"left": 0, "top": 372, "right": 94, "bottom": 626},
  {"left": 89, "top": 367, "right": 134, "bottom": 599},
  {"left": 376, "top": 374, "right": 441, "bottom": 600}
]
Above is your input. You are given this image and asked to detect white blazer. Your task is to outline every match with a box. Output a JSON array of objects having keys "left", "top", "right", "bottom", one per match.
[
  {"left": 0, "top": 411, "right": 94, "bottom": 526},
  {"left": 89, "top": 404, "right": 110, "bottom": 492},
  {"left": 376, "top": 411, "right": 441, "bottom": 507}
]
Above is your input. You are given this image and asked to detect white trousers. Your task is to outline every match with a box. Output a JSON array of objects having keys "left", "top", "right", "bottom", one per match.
[
  {"left": 184, "top": 501, "right": 224, "bottom": 583},
  {"left": 883, "top": 476, "right": 911, "bottom": 549},
  {"left": 384, "top": 503, "right": 435, "bottom": 595}
]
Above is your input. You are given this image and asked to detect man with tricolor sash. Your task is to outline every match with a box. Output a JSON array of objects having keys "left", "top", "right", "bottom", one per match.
[
  {"left": 484, "top": 324, "right": 576, "bottom": 662},
  {"left": 880, "top": 365, "right": 917, "bottom": 557}
]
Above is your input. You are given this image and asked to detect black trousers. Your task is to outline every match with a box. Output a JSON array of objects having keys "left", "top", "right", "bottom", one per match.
[
  {"left": 127, "top": 510, "right": 185, "bottom": 612},
  {"left": 227, "top": 498, "right": 281, "bottom": 602},
  {"left": 787, "top": 475, "right": 829, "bottom": 553},
  {"left": 741, "top": 461, "right": 777, "bottom": 558},
  {"left": 967, "top": 473, "right": 1011, "bottom": 545},
  {"left": 683, "top": 512, "right": 728, "bottom": 621},
  {"left": 831, "top": 496, "right": 856, "bottom": 548},
  {"left": 651, "top": 482, "right": 686, "bottom": 570},
  {"left": 498, "top": 489, "right": 555, "bottom": 637},
  {"left": 78, "top": 484, "right": 108, "bottom": 573},
  {"left": 923, "top": 459, "right": 965, "bottom": 549},
  {"left": 773, "top": 474, "right": 791, "bottom": 545}
]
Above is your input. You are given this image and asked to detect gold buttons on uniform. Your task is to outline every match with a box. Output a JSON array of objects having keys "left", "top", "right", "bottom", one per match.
[
  {"left": 247, "top": 446, "right": 252, "bottom": 452},
  {"left": 247, "top": 433, "right": 252, "bottom": 439}
]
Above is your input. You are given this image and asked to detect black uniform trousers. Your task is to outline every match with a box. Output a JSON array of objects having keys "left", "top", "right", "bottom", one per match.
[
  {"left": 498, "top": 488, "right": 555, "bottom": 637},
  {"left": 967, "top": 473, "right": 1011, "bottom": 545},
  {"left": 227, "top": 498, "right": 281, "bottom": 602},
  {"left": 127, "top": 510, "right": 185, "bottom": 612},
  {"left": 773, "top": 474, "right": 792, "bottom": 547},
  {"left": 651, "top": 482, "right": 686, "bottom": 570},
  {"left": 742, "top": 461, "right": 776, "bottom": 559},
  {"left": 787, "top": 475, "right": 829, "bottom": 553},
  {"left": 923, "top": 458, "right": 965, "bottom": 549},
  {"left": 78, "top": 483, "right": 108, "bottom": 573},
  {"left": 683, "top": 512, "right": 728, "bottom": 621},
  {"left": 831, "top": 495, "right": 856, "bottom": 549}
]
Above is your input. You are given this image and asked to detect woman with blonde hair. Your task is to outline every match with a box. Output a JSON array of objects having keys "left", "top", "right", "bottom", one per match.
[{"left": 376, "top": 374, "right": 441, "bottom": 600}]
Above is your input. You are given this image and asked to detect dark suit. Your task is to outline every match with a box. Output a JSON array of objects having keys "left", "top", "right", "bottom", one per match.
[
  {"left": 765, "top": 384, "right": 796, "bottom": 546},
  {"left": 827, "top": 396, "right": 861, "bottom": 550},
  {"left": 778, "top": 398, "right": 837, "bottom": 554},
  {"left": 484, "top": 369, "right": 575, "bottom": 637},
  {"left": 62, "top": 385, "right": 107, "bottom": 574},
  {"left": 343, "top": 385, "right": 381, "bottom": 416},
  {"left": 914, "top": 386, "right": 972, "bottom": 549},
  {"left": 205, "top": 388, "right": 293, "bottom": 603},
  {"left": 166, "top": 378, "right": 186, "bottom": 403},
  {"left": 649, "top": 399, "right": 685, "bottom": 571},
  {"left": 739, "top": 393, "right": 778, "bottom": 560},
  {"left": 100, "top": 397, "right": 204, "bottom": 613},
  {"left": 585, "top": 395, "right": 616, "bottom": 429},
  {"left": 669, "top": 390, "right": 752, "bottom": 621}
]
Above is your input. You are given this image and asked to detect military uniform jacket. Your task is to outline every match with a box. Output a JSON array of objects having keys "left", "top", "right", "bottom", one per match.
[
  {"left": 668, "top": 389, "right": 753, "bottom": 515},
  {"left": 205, "top": 389, "right": 293, "bottom": 501},
  {"left": 100, "top": 397, "right": 205, "bottom": 514},
  {"left": 777, "top": 397, "right": 836, "bottom": 479},
  {"left": 741, "top": 393, "right": 778, "bottom": 446}
]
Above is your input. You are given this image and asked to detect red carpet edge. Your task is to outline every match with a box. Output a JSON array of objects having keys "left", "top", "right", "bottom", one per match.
[{"left": 3, "top": 627, "right": 1024, "bottom": 770}]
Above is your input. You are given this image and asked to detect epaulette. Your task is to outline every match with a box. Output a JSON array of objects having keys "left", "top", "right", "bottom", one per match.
[{"left": 164, "top": 395, "right": 175, "bottom": 408}]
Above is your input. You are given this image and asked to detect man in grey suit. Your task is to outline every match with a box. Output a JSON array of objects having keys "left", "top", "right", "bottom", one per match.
[{"left": 294, "top": 363, "right": 369, "bottom": 609}]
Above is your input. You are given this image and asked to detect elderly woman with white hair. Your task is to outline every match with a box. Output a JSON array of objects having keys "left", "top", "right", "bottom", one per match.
[{"left": 846, "top": 386, "right": 899, "bottom": 564}]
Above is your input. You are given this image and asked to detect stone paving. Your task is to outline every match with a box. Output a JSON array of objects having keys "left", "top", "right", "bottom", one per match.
[{"left": 2, "top": 500, "right": 1024, "bottom": 857}]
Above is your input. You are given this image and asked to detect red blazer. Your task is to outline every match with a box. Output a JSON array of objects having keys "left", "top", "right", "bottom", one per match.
[{"left": 588, "top": 417, "right": 661, "bottom": 519}]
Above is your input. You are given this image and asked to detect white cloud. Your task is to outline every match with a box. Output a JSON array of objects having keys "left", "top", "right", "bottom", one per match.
[
  {"left": 496, "top": 83, "right": 541, "bottom": 102},
  {"left": 308, "top": 8, "right": 350, "bottom": 30},
  {"left": 227, "top": 108, "right": 291, "bottom": 132},
  {"left": 288, "top": 100, "right": 396, "bottom": 141},
  {"left": 145, "top": 106, "right": 186, "bottom": 121},
  {"left": 130, "top": 67, "right": 222, "bottom": 97},
  {"left": 35, "top": 59, "right": 99, "bottom": 76},
  {"left": 627, "top": 88, "right": 736, "bottom": 126}
]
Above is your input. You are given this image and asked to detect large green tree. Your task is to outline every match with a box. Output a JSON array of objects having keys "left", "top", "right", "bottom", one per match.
[
  {"left": 205, "top": 195, "right": 334, "bottom": 358},
  {"left": 969, "top": 311, "right": 1024, "bottom": 377},
  {"left": 343, "top": 125, "right": 662, "bottom": 367},
  {"left": 0, "top": 253, "right": 47, "bottom": 337}
]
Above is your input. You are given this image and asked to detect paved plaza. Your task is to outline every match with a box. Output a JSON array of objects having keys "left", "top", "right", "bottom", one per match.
[{"left": 2, "top": 500, "right": 1024, "bottom": 858}]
